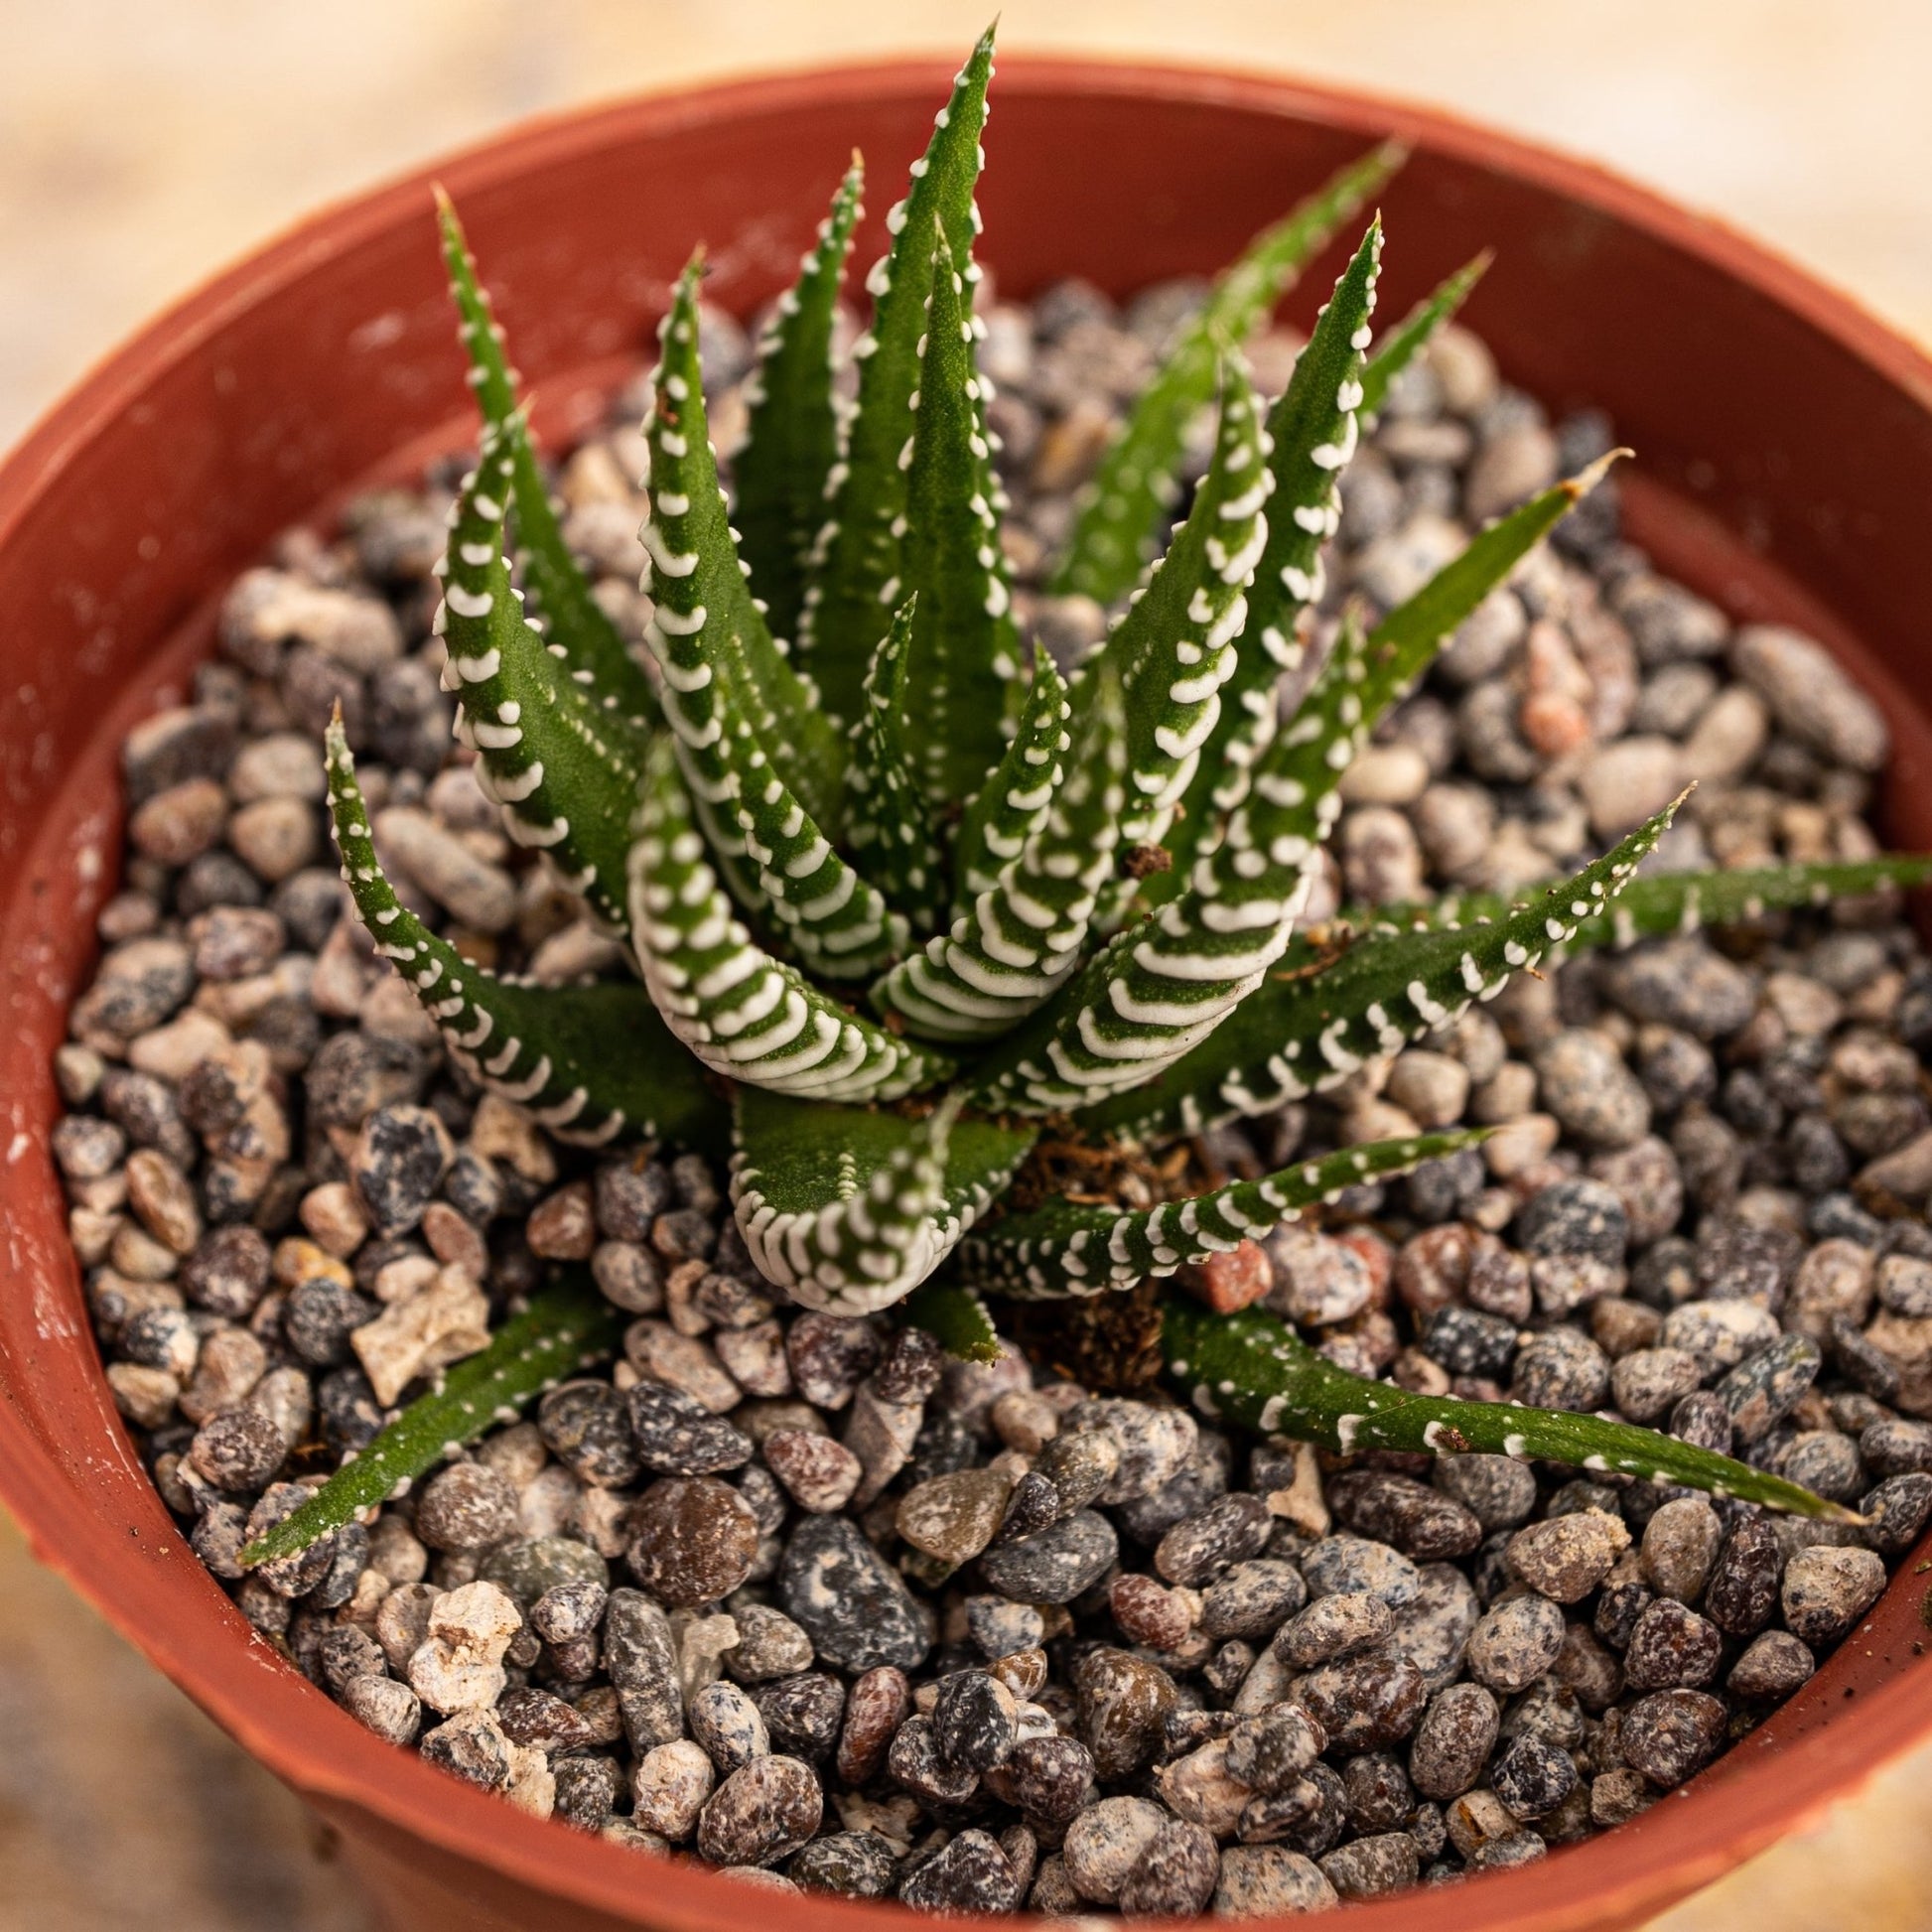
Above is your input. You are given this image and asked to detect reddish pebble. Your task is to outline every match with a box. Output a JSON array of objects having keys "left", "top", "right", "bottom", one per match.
[
  {"left": 1110, "top": 1573, "right": 1198, "bottom": 1651},
  {"left": 836, "top": 1665, "right": 911, "bottom": 1787},
  {"left": 764, "top": 1429, "right": 863, "bottom": 1513},
  {"left": 527, "top": 1180, "right": 597, "bottom": 1260},
  {"left": 1174, "top": 1241, "right": 1273, "bottom": 1313}
]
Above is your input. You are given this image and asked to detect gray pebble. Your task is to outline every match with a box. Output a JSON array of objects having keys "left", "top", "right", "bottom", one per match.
[
  {"left": 1465, "top": 1590, "right": 1567, "bottom": 1694},
  {"left": 779, "top": 1515, "right": 931, "bottom": 1673},
  {"left": 978, "top": 1508, "right": 1119, "bottom": 1604}
]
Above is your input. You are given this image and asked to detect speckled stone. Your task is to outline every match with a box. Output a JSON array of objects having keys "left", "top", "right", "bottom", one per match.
[{"left": 779, "top": 1515, "right": 931, "bottom": 1673}]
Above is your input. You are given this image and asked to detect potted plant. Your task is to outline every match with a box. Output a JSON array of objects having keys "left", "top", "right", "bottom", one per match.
[{"left": 1, "top": 38, "right": 1928, "bottom": 1932}]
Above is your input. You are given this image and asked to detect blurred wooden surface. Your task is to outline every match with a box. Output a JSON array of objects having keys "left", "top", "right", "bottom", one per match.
[{"left": 4, "top": 3, "right": 1931, "bottom": 1926}]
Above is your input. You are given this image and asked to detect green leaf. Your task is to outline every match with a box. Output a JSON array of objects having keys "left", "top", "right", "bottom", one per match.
[
  {"left": 640, "top": 293, "right": 909, "bottom": 981},
  {"left": 1051, "top": 143, "right": 1404, "bottom": 606},
  {"left": 843, "top": 597, "right": 947, "bottom": 929},
  {"left": 971, "top": 607, "right": 1380, "bottom": 1117},
  {"left": 1157, "top": 450, "right": 1616, "bottom": 923},
  {"left": 1341, "top": 852, "right": 1932, "bottom": 955},
  {"left": 874, "top": 664, "right": 1126, "bottom": 1041},
  {"left": 903, "top": 1281, "right": 1003, "bottom": 1362},
  {"left": 732, "top": 1087, "right": 1035, "bottom": 1313},
  {"left": 962, "top": 1131, "right": 1480, "bottom": 1298},
  {"left": 1152, "top": 222, "right": 1384, "bottom": 896},
  {"left": 240, "top": 1277, "right": 625, "bottom": 1568},
  {"left": 435, "top": 426, "right": 644, "bottom": 934},
  {"left": 1356, "top": 252, "right": 1489, "bottom": 420},
  {"left": 434, "top": 191, "right": 655, "bottom": 726},
  {"left": 1360, "top": 453, "right": 1622, "bottom": 721},
  {"left": 1162, "top": 1302, "right": 1858, "bottom": 1521},
  {"left": 627, "top": 737, "right": 952, "bottom": 1102},
  {"left": 796, "top": 27, "right": 996, "bottom": 724},
  {"left": 642, "top": 259, "right": 847, "bottom": 848},
  {"left": 1076, "top": 796, "right": 1686, "bottom": 1144},
  {"left": 950, "top": 644, "right": 1074, "bottom": 911},
  {"left": 735, "top": 157, "right": 866, "bottom": 647},
  {"left": 325, "top": 720, "right": 727, "bottom": 1154},
  {"left": 897, "top": 220, "right": 1023, "bottom": 802},
  {"left": 1068, "top": 356, "right": 1273, "bottom": 930}
]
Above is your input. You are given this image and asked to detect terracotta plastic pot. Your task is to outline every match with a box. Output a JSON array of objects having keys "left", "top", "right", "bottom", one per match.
[{"left": 1, "top": 53, "right": 1929, "bottom": 1932}]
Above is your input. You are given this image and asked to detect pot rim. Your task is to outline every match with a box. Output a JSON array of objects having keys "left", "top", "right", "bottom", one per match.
[{"left": 3, "top": 52, "right": 1931, "bottom": 1932}]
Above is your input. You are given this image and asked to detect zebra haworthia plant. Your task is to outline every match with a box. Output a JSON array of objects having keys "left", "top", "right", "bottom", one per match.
[{"left": 277, "top": 25, "right": 1932, "bottom": 1565}]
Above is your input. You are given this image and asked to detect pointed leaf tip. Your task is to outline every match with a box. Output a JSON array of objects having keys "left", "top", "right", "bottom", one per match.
[{"left": 1566, "top": 447, "right": 1632, "bottom": 498}]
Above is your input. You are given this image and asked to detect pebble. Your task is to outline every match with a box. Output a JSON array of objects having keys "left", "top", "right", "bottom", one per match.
[
  {"left": 901, "top": 1831, "right": 1022, "bottom": 1915},
  {"left": 1301, "top": 1535, "right": 1421, "bottom": 1609},
  {"left": 1035, "top": 1427, "right": 1120, "bottom": 1513},
  {"left": 626, "top": 1378, "right": 753, "bottom": 1475},
  {"left": 342, "top": 1673, "right": 423, "bottom": 1746},
  {"left": 625, "top": 1477, "right": 759, "bottom": 1605},
  {"left": 780, "top": 1516, "right": 931, "bottom": 1673},
  {"left": 1465, "top": 1592, "right": 1568, "bottom": 1694},
  {"left": 415, "top": 1461, "right": 519, "bottom": 1552},
  {"left": 1640, "top": 1497, "right": 1723, "bottom": 1603},
  {"left": 1619, "top": 1689, "right": 1727, "bottom": 1787},
  {"left": 1119, "top": 1816, "right": 1220, "bottom": 1915},
  {"left": 1727, "top": 1630, "right": 1817, "bottom": 1700},
  {"left": 994, "top": 1731, "right": 1095, "bottom": 1828},
  {"left": 1779, "top": 1545, "right": 1885, "bottom": 1647},
  {"left": 351, "top": 1105, "right": 452, "bottom": 1236},
  {"left": 791, "top": 1831, "right": 899, "bottom": 1897},
  {"left": 1265, "top": 1228, "right": 1375, "bottom": 1326},
  {"left": 350, "top": 1266, "right": 489, "bottom": 1405},
  {"left": 407, "top": 1581, "right": 522, "bottom": 1715},
  {"left": 1320, "top": 1829, "right": 1421, "bottom": 1900},
  {"left": 764, "top": 1430, "right": 863, "bottom": 1513},
  {"left": 1063, "top": 1796, "right": 1168, "bottom": 1904},
  {"left": 1156, "top": 1493, "right": 1272, "bottom": 1585},
  {"left": 835, "top": 1666, "right": 912, "bottom": 1788},
  {"left": 695, "top": 1755, "right": 822, "bottom": 1866},
  {"left": 1409, "top": 1682, "right": 1499, "bottom": 1801},
  {"left": 1535, "top": 1032, "right": 1651, "bottom": 1149},
  {"left": 538, "top": 1381, "right": 640, "bottom": 1489},
  {"left": 978, "top": 1509, "right": 1119, "bottom": 1604},
  {"left": 1622, "top": 1599, "right": 1724, "bottom": 1691},
  {"left": 1732, "top": 623, "right": 1888, "bottom": 770},
  {"left": 1505, "top": 1511, "right": 1630, "bottom": 1602},
  {"left": 1213, "top": 1847, "right": 1337, "bottom": 1916},
  {"left": 933, "top": 1669, "right": 1019, "bottom": 1774},
  {"left": 189, "top": 1405, "right": 288, "bottom": 1491},
  {"left": 228, "top": 796, "right": 318, "bottom": 881},
  {"left": 1197, "top": 1559, "right": 1308, "bottom": 1641},
  {"left": 631, "top": 1738, "right": 715, "bottom": 1839},
  {"left": 897, "top": 1468, "right": 1012, "bottom": 1564},
  {"left": 1294, "top": 1654, "right": 1429, "bottom": 1754},
  {"left": 1076, "top": 1648, "right": 1177, "bottom": 1779},
  {"left": 1075, "top": 1401, "right": 1196, "bottom": 1503},
  {"left": 1579, "top": 736, "right": 1684, "bottom": 840},
  {"left": 785, "top": 1314, "right": 881, "bottom": 1410},
  {"left": 526, "top": 1181, "right": 596, "bottom": 1260},
  {"left": 1111, "top": 1573, "right": 1199, "bottom": 1651},
  {"left": 887, "top": 1714, "right": 979, "bottom": 1805},
  {"left": 1327, "top": 1472, "right": 1482, "bottom": 1561},
  {"left": 1224, "top": 1704, "right": 1325, "bottom": 1795},
  {"left": 688, "top": 1679, "right": 770, "bottom": 1773}
]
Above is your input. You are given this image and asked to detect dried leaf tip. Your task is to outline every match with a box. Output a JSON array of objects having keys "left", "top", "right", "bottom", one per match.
[{"left": 1565, "top": 447, "right": 1633, "bottom": 498}]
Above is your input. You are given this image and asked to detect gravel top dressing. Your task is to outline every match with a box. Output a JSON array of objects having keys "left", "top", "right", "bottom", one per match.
[{"left": 56, "top": 263, "right": 1932, "bottom": 1916}]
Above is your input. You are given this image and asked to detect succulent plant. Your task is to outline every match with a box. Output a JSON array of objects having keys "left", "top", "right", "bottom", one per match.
[{"left": 260, "top": 27, "right": 1932, "bottom": 1565}]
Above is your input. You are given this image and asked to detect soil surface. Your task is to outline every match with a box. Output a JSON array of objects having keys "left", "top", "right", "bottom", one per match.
[{"left": 47, "top": 277, "right": 1932, "bottom": 1914}]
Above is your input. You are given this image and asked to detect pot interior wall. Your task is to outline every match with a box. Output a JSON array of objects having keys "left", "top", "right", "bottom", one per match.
[{"left": 0, "top": 58, "right": 1929, "bottom": 1932}]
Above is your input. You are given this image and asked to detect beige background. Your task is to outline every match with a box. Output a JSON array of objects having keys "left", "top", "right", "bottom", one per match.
[{"left": 4, "top": 3, "right": 1931, "bottom": 1927}]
